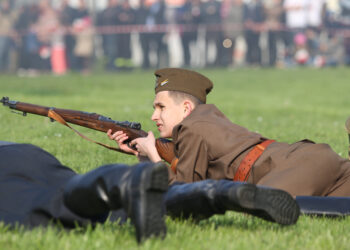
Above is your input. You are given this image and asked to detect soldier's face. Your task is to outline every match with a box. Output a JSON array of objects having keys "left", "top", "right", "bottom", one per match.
[{"left": 151, "top": 91, "right": 186, "bottom": 138}]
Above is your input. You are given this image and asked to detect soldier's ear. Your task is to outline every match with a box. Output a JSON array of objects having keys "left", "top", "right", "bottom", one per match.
[{"left": 183, "top": 100, "right": 194, "bottom": 118}]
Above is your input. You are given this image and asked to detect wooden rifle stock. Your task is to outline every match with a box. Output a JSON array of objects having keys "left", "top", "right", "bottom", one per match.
[{"left": 0, "top": 97, "right": 176, "bottom": 164}]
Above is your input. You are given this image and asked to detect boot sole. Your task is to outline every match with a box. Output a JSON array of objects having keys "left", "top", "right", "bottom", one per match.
[
  {"left": 234, "top": 184, "right": 300, "bottom": 225},
  {"left": 132, "top": 162, "right": 168, "bottom": 242}
]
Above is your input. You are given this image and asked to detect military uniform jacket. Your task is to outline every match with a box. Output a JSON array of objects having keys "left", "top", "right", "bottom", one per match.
[
  {"left": 169, "top": 104, "right": 266, "bottom": 184},
  {"left": 168, "top": 104, "right": 350, "bottom": 197}
]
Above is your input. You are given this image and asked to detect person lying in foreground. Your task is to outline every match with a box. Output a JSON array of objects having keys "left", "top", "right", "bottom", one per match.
[
  {"left": 0, "top": 141, "right": 300, "bottom": 244},
  {"left": 0, "top": 141, "right": 168, "bottom": 243},
  {"left": 108, "top": 68, "right": 350, "bottom": 216}
]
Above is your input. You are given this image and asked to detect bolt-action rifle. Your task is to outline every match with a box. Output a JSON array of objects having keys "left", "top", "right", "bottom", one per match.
[{"left": 1, "top": 97, "right": 177, "bottom": 166}]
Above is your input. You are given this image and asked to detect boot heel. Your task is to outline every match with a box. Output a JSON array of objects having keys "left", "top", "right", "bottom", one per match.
[
  {"left": 131, "top": 162, "right": 168, "bottom": 242},
  {"left": 254, "top": 188, "right": 300, "bottom": 225},
  {"left": 143, "top": 184, "right": 167, "bottom": 241},
  {"left": 149, "top": 162, "right": 169, "bottom": 192},
  {"left": 234, "top": 184, "right": 300, "bottom": 225}
]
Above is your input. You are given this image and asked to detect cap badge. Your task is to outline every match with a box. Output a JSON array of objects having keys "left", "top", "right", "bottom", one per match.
[{"left": 160, "top": 79, "right": 169, "bottom": 86}]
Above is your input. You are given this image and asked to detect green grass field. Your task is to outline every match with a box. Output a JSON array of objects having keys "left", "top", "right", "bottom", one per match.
[{"left": 0, "top": 68, "right": 350, "bottom": 249}]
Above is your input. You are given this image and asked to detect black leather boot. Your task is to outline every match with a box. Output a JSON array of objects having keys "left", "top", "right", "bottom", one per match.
[
  {"left": 165, "top": 180, "right": 300, "bottom": 225},
  {"left": 63, "top": 161, "right": 168, "bottom": 242}
]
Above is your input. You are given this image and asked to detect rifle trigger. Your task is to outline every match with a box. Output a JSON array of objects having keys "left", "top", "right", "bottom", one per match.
[{"left": 127, "top": 142, "right": 137, "bottom": 151}]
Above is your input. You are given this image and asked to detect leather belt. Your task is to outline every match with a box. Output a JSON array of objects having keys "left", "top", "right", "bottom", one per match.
[{"left": 233, "top": 139, "right": 275, "bottom": 182}]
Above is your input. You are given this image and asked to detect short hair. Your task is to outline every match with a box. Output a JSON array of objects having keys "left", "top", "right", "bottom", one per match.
[{"left": 168, "top": 91, "right": 203, "bottom": 106}]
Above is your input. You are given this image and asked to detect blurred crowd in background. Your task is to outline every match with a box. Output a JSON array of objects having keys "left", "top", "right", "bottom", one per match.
[{"left": 0, "top": 0, "right": 350, "bottom": 75}]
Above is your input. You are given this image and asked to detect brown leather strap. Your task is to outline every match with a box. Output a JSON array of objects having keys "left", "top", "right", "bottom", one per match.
[
  {"left": 48, "top": 109, "right": 131, "bottom": 154},
  {"left": 170, "top": 157, "right": 179, "bottom": 173},
  {"left": 233, "top": 139, "right": 275, "bottom": 182}
]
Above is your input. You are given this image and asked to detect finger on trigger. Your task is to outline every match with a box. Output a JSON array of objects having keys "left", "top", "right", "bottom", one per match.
[{"left": 119, "top": 136, "right": 129, "bottom": 143}]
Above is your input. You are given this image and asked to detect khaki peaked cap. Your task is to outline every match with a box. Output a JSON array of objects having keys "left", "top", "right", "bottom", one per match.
[{"left": 154, "top": 68, "right": 213, "bottom": 103}]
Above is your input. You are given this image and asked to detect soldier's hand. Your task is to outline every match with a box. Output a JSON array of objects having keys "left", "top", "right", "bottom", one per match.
[
  {"left": 130, "top": 131, "right": 162, "bottom": 163},
  {"left": 107, "top": 129, "right": 138, "bottom": 155}
]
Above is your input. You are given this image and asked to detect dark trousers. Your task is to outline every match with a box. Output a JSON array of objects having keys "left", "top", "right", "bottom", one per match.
[
  {"left": 0, "top": 143, "right": 106, "bottom": 228},
  {"left": 244, "top": 31, "right": 261, "bottom": 65},
  {"left": 140, "top": 33, "right": 168, "bottom": 69},
  {"left": 267, "top": 31, "right": 280, "bottom": 66},
  {"left": 103, "top": 34, "right": 119, "bottom": 71},
  {"left": 221, "top": 38, "right": 236, "bottom": 67},
  {"left": 205, "top": 31, "right": 223, "bottom": 67},
  {"left": 180, "top": 32, "right": 197, "bottom": 67}
]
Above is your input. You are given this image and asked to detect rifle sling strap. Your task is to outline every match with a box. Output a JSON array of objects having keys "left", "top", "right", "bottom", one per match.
[
  {"left": 48, "top": 109, "right": 132, "bottom": 154},
  {"left": 170, "top": 157, "right": 178, "bottom": 173}
]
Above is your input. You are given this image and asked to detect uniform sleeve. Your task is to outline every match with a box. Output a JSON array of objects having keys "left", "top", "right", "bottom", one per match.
[{"left": 168, "top": 124, "right": 209, "bottom": 184}]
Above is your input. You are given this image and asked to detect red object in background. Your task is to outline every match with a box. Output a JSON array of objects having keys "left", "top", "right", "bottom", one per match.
[{"left": 51, "top": 44, "right": 67, "bottom": 75}]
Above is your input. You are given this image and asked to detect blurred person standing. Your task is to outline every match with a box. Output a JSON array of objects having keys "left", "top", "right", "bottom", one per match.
[
  {"left": 135, "top": 0, "right": 150, "bottom": 69},
  {"left": 220, "top": 0, "right": 244, "bottom": 67},
  {"left": 263, "top": 0, "right": 284, "bottom": 67},
  {"left": 72, "top": 0, "right": 93, "bottom": 74},
  {"left": 202, "top": 0, "right": 223, "bottom": 67},
  {"left": 307, "top": 0, "right": 327, "bottom": 30},
  {"left": 33, "top": 0, "right": 61, "bottom": 72},
  {"left": 115, "top": 0, "right": 136, "bottom": 71},
  {"left": 340, "top": 0, "right": 350, "bottom": 16},
  {"left": 153, "top": 0, "right": 169, "bottom": 68},
  {"left": 0, "top": 0, "right": 18, "bottom": 72},
  {"left": 14, "top": 4, "right": 41, "bottom": 74},
  {"left": 321, "top": 33, "right": 345, "bottom": 67},
  {"left": 339, "top": 0, "right": 350, "bottom": 65},
  {"left": 319, "top": 1, "right": 345, "bottom": 66},
  {"left": 283, "top": 0, "right": 309, "bottom": 33},
  {"left": 59, "top": 0, "right": 79, "bottom": 71},
  {"left": 305, "top": 0, "right": 327, "bottom": 65},
  {"left": 139, "top": 0, "right": 168, "bottom": 69},
  {"left": 283, "top": 0, "right": 309, "bottom": 66},
  {"left": 175, "top": 0, "right": 202, "bottom": 67},
  {"left": 96, "top": 0, "right": 120, "bottom": 71},
  {"left": 243, "top": 0, "right": 265, "bottom": 66}
]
